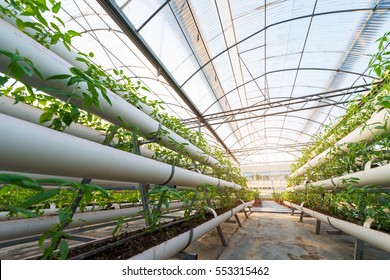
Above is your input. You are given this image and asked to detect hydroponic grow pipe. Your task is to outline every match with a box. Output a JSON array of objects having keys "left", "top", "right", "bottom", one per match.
[
  {"left": 0, "top": 204, "right": 98, "bottom": 221},
  {"left": 0, "top": 96, "right": 155, "bottom": 158},
  {"left": 0, "top": 171, "right": 137, "bottom": 188},
  {"left": 0, "top": 202, "right": 184, "bottom": 242},
  {"left": 130, "top": 201, "right": 253, "bottom": 260},
  {"left": 0, "top": 114, "right": 241, "bottom": 190},
  {"left": 290, "top": 108, "right": 390, "bottom": 178},
  {"left": 0, "top": 19, "right": 220, "bottom": 168},
  {"left": 290, "top": 163, "right": 390, "bottom": 191},
  {"left": 284, "top": 201, "right": 390, "bottom": 254}
]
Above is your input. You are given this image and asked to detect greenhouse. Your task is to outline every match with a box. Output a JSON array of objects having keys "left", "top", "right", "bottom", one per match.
[{"left": 0, "top": 0, "right": 390, "bottom": 264}]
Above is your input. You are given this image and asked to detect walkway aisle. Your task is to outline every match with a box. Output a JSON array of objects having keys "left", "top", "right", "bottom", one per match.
[{"left": 185, "top": 202, "right": 390, "bottom": 260}]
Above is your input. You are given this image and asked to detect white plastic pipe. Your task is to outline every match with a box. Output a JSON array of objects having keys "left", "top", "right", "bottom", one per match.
[
  {"left": 130, "top": 201, "right": 253, "bottom": 260},
  {"left": 0, "top": 202, "right": 183, "bottom": 241},
  {"left": 291, "top": 108, "right": 390, "bottom": 178},
  {"left": 0, "top": 204, "right": 98, "bottom": 221},
  {"left": 0, "top": 19, "right": 219, "bottom": 168},
  {"left": 291, "top": 163, "right": 390, "bottom": 191},
  {"left": 0, "top": 114, "right": 241, "bottom": 189},
  {"left": 0, "top": 171, "right": 138, "bottom": 187},
  {"left": 0, "top": 96, "right": 154, "bottom": 158},
  {"left": 284, "top": 201, "right": 390, "bottom": 253}
]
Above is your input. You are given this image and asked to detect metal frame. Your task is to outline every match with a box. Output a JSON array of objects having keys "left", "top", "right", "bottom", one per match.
[
  {"left": 97, "top": 0, "right": 238, "bottom": 163},
  {"left": 182, "top": 83, "right": 373, "bottom": 126}
]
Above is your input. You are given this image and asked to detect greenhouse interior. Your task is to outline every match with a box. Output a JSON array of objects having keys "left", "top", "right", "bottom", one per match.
[{"left": 0, "top": 0, "right": 389, "bottom": 261}]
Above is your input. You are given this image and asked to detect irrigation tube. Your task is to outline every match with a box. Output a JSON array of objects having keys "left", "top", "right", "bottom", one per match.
[
  {"left": 290, "top": 163, "right": 390, "bottom": 191},
  {"left": 291, "top": 108, "right": 390, "bottom": 178},
  {"left": 0, "top": 96, "right": 154, "bottom": 158},
  {"left": 0, "top": 114, "right": 241, "bottom": 189},
  {"left": 0, "top": 171, "right": 138, "bottom": 188},
  {"left": 0, "top": 202, "right": 183, "bottom": 242},
  {"left": 0, "top": 204, "right": 98, "bottom": 221},
  {"left": 0, "top": 19, "right": 219, "bottom": 168},
  {"left": 284, "top": 201, "right": 390, "bottom": 254},
  {"left": 130, "top": 201, "right": 253, "bottom": 260}
]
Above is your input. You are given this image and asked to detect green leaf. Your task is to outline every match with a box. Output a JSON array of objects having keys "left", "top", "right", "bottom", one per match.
[
  {"left": 67, "top": 30, "right": 80, "bottom": 37},
  {"left": 39, "top": 111, "right": 53, "bottom": 124},
  {"left": 54, "top": 16, "right": 65, "bottom": 27},
  {"left": 35, "top": 10, "right": 49, "bottom": 27},
  {"left": 0, "top": 174, "right": 43, "bottom": 191},
  {"left": 62, "top": 113, "right": 72, "bottom": 126},
  {"left": 19, "top": 64, "right": 34, "bottom": 77},
  {"left": 0, "top": 185, "right": 14, "bottom": 196},
  {"left": 59, "top": 239, "right": 69, "bottom": 259},
  {"left": 47, "top": 74, "right": 71, "bottom": 81},
  {"left": 141, "top": 86, "right": 150, "bottom": 92},
  {"left": 0, "top": 75, "right": 8, "bottom": 87},
  {"left": 52, "top": 2, "right": 61, "bottom": 13},
  {"left": 38, "top": 87, "right": 74, "bottom": 97},
  {"left": 21, "top": 188, "right": 61, "bottom": 208},
  {"left": 9, "top": 64, "right": 26, "bottom": 80},
  {"left": 36, "top": 178, "right": 71, "bottom": 186},
  {"left": 0, "top": 50, "right": 14, "bottom": 58},
  {"left": 16, "top": 18, "right": 25, "bottom": 31},
  {"left": 50, "top": 22, "right": 60, "bottom": 32},
  {"left": 6, "top": 205, "right": 36, "bottom": 218},
  {"left": 70, "top": 106, "right": 80, "bottom": 119},
  {"left": 101, "top": 90, "right": 112, "bottom": 106},
  {"left": 58, "top": 209, "right": 72, "bottom": 223},
  {"left": 381, "top": 102, "right": 390, "bottom": 110},
  {"left": 67, "top": 76, "right": 83, "bottom": 86},
  {"left": 374, "top": 125, "right": 385, "bottom": 130}
]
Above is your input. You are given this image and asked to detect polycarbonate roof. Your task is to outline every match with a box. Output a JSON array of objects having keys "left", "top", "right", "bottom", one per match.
[{"left": 56, "top": 0, "right": 390, "bottom": 166}]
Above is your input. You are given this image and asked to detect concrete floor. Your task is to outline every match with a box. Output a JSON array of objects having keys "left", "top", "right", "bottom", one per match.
[
  {"left": 2, "top": 202, "right": 389, "bottom": 260},
  {"left": 184, "top": 202, "right": 390, "bottom": 260}
]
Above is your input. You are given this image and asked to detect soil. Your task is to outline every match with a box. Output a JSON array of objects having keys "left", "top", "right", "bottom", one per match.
[{"left": 65, "top": 206, "right": 235, "bottom": 260}]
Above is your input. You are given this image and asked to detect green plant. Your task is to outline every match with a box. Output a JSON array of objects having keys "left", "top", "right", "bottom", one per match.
[
  {"left": 282, "top": 181, "right": 390, "bottom": 231},
  {"left": 369, "top": 31, "right": 390, "bottom": 81},
  {"left": 112, "top": 216, "right": 128, "bottom": 240},
  {"left": 145, "top": 186, "right": 182, "bottom": 232},
  {"left": 0, "top": 173, "right": 114, "bottom": 259},
  {"left": 0, "top": 0, "right": 81, "bottom": 51}
]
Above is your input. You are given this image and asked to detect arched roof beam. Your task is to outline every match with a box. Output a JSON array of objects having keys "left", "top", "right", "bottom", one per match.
[
  {"left": 190, "top": 97, "right": 354, "bottom": 128},
  {"left": 225, "top": 128, "right": 311, "bottom": 150},
  {"left": 238, "top": 149, "right": 299, "bottom": 163},
  {"left": 222, "top": 126, "right": 312, "bottom": 144}
]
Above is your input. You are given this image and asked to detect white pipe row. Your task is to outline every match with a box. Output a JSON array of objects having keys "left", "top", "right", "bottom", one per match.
[
  {"left": 290, "top": 163, "right": 390, "bottom": 191},
  {"left": 0, "top": 170, "right": 138, "bottom": 187},
  {"left": 0, "top": 95, "right": 154, "bottom": 158},
  {"left": 0, "top": 114, "right": 241, "bottom": 189},
  {"left": 0, "top": 19, "right": 219, "bottom": 168},
  {"left": 0, "top": 204, "right": 98, "bottom": 221},
  {"left": 130, "top": 201, "right": 253, "bottom": 259},
  {"left": 284, "top": 201, "right": 390, "bottom": 254},
  {"left": 291, "top": 108, "right": 390, "bottom": 178},
  {"left": 0, "top": 202, "right": 184, "bottom": 242}
]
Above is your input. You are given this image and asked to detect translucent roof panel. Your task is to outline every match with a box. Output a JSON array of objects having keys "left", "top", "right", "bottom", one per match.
[{"left": 54, "top": 0, "right": 390, "bottom": 166}]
